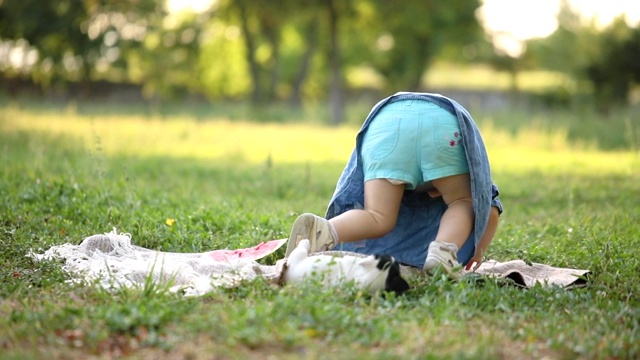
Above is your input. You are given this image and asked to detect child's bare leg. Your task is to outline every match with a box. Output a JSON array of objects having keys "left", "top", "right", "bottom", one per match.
[
  {"left": 431, "top": 173, "right": 474, "bottom": 248},
  {"left": 284, "top": 179, "right": 404, "bottom": 257},
  {"left": 467, "top": 206, "right": 500, "bottom": 268},
  {"left": 423, "top": 173, "right": 473, "bottom": 276},
  {"left": 330, "top": 179, "right": 405, "bottom": 243}
]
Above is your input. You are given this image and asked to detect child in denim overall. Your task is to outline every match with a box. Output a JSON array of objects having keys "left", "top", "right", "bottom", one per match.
[{"left": 285, "top": 92, "right": 502, "bottom": 279}]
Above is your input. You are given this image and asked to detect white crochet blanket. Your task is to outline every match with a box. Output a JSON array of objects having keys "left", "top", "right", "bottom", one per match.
[
  {"left": 30, "top": 229, "right": 590, "bottom": 297},
  {"left": 29, "top": 229, "right": 287, "bottom": 297}
]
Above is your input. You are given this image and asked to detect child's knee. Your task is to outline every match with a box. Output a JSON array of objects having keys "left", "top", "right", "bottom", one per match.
[
  {"left": 379, "top": 219, "right": 397, "bottom": 236},
  {"left": 447, "top": 196, "right": 472, "bottom": 207},
  {"left": 369, "top": 211, "right": 397, "bottom": 237}
]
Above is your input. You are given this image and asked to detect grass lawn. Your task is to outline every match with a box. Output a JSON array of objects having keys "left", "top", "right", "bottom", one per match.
[{"left": 1, "top": 100, "right": 639, "bottom": 359}]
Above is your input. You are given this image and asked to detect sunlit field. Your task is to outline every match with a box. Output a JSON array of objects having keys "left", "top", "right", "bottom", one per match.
[
  {"left": 1, "top": 101, "right": 639, "bottom": 359},
  {"left": 2, "top": 103, "right": 637, "bottom": 173}
]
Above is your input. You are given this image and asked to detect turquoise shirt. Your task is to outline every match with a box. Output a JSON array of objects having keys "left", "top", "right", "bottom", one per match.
[{"left": 326, "top": 92, "right": 503, "bottom": 268}]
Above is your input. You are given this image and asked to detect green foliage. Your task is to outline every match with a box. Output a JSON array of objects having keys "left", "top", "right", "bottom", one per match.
[
  {"left": 526, "top": 2, "right": 598, "bottom": 77},
  {"left": 584, "top": 20, "right": 640, "bottom": 111},
  {"left": 206, "top": 0, "right": 326, "bottom": 103},
  {"left": 1, "top": 0, "right": 487, "bottom": 107},
  {"left": 128, "top": 11, "right": 211, "bottom": 99},
  {"left": 0, "top": 0, "right": 166, "bottom": 88},
  {"left": 3, "top": 0, "right": 640, "bottom": 114},
  {"left": 364, "top": 0, "right": 483, "bottom": 91},
  {"left": 198, "top": 19, "right": 251, "bottom": 99},
  {"left": 525, "top": 3, "right": 640, "bottom": 109}
]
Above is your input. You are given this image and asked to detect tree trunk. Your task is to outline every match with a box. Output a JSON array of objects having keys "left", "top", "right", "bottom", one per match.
[
  {"left": 413, "top": 36, "right": 432, "bottom": 91},
  {"left": 290, "top": 18, "right": 319, "bottom": 108},
  {"left": 325, "top": 0, "right": 343, "bottom": 125},
  {"left": 236, "top": 0, "right": 261, "bottom": 104},
  {"left": 261, "top": 17, "right": 281, "bottom": 101}
]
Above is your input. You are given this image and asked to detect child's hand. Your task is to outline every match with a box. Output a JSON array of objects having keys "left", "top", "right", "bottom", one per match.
[{"left": 464, "top": 256, "right": 483, "bottom": 271}]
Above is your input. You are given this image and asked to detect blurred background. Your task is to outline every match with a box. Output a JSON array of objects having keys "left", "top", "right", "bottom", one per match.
[{"left": 1, "top": 0, "right": 639, "bottom": 124}]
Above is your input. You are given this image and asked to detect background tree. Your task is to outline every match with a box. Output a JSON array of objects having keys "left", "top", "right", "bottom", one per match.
[
  {"left": 0, "top": 0, "right": 101, "bottom": 88},
  {"left": 364, "top": 0, "right": 483, "bottom": 92},
  {"left": 125, "top": 10, "right": 211, "bottom": 100},
  {"left": 0, "top": 0, "right": 213, "bottom": 100},
  {"left": 324, "top": 0, "right": 345, "bottom": 124},
  {"left": 3, "top": 0, "right": 638, "bottom": 117},
  {"left": 526, "top": 1, "right": 640, "bottom": 110},
  {"left": 584, "top": 19, "right": 640, "bottom": 111},
  {"left": 215, "top": 0, "right": 320, "bottom": 105},
  {"left": 0, "top": 0, "right": 164, "bottom": 91}
]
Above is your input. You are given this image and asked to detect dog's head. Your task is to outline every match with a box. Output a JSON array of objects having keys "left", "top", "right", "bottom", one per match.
[{"left": 374, "top": 255, "right": 410, "bottom": 295}]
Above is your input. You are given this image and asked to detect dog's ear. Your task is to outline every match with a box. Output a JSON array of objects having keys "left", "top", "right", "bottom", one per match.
[
  {"left": 386, "top": 273, "right": 410, "bottom": 294},
  {"left": 358, "top": 255, "right": 379, "bottom": 268},
  {"left": 385, "top": 261, "right": 410, "bottom": 294},
  {"left": 374, "top": 255, "right": 393, "bottom": 271}
]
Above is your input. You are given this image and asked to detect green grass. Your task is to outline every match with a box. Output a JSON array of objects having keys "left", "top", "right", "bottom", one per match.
[{"left": 1, "top": 100, "right": 639, "bottom": 359}]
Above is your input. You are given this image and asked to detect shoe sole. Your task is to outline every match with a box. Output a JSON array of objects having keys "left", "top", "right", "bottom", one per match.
[
  {"left": 284, "top": 213, "right": 317, "bottom": 257},
  {"left": 424, "top": 253, "right": 462, "bottom": 280}
]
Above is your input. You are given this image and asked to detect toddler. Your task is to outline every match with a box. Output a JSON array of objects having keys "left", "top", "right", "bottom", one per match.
[{"left": 285, "top": 92, "right": 502, "bottom": 279}]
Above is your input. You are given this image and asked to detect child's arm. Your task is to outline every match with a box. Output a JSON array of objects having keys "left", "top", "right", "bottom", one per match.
[{"left": 466, "top": 206, "right": 500, "bottom": 269}]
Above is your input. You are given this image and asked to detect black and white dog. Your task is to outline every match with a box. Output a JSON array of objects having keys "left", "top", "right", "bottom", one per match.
[{"left": 284, "top": 239, "right": 410, "bottom": 294}]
